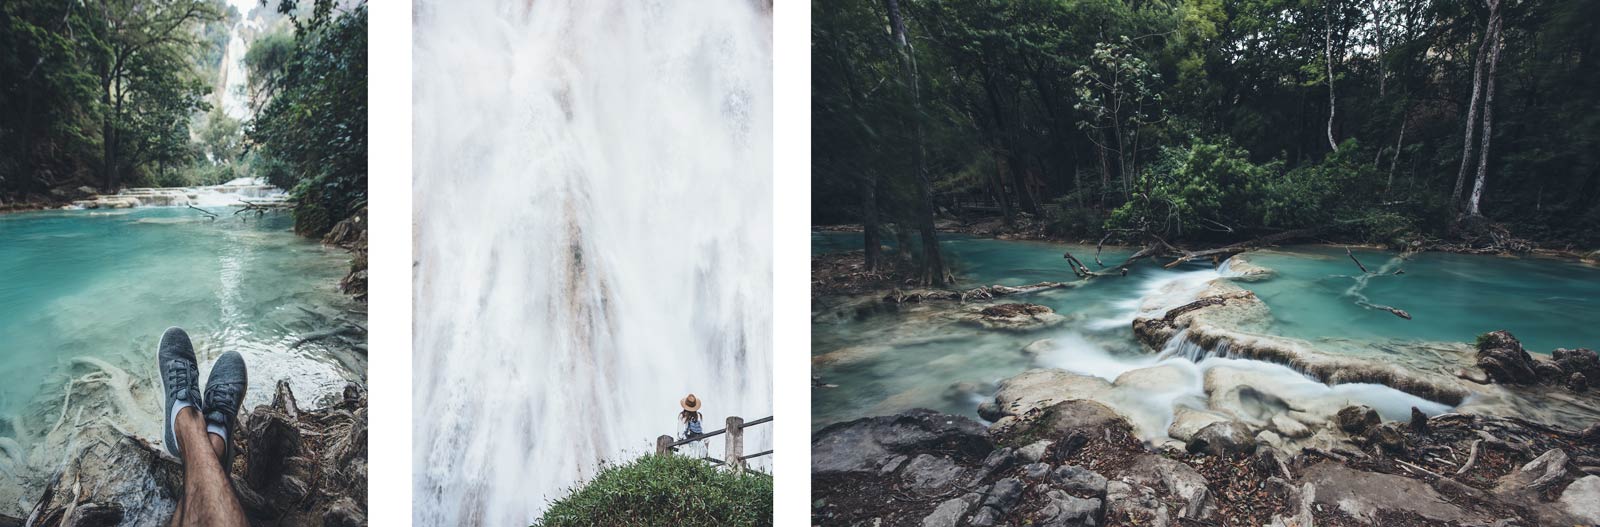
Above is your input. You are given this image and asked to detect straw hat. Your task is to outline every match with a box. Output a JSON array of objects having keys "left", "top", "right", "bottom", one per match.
[{"left": 680, "top": 394, "right": 702, "bottom": 412}]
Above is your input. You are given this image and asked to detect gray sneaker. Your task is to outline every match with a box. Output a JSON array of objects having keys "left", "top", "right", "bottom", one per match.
[
  {"left": 202, "top": 350, "right": 248, "bottom": 468},
  {"left": 158, "top": 327, "right": 200, "bottom": 458}
]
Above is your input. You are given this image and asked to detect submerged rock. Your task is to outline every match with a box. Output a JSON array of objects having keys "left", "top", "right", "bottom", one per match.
[
  {"left": 812, "top": 409, "right": 991, "bottom": 475},
  {"left": 964, "top": 303, "right": 1067, "bottom": 332}
]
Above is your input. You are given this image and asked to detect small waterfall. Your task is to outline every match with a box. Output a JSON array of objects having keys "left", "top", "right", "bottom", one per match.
[{"left": 412, "top": 1, "right": 772, "bottom": 525}]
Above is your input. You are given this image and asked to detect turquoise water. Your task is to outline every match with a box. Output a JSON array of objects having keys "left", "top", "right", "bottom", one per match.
[
  {"left": 1238, "top": 247, "right": 1600, "bottom": 353},
  {"left": 812, "top": 232, "right": 1600, "bottom": 430},
  {"left": 0, "top": 208, "right": 363, "bottom": 448}
]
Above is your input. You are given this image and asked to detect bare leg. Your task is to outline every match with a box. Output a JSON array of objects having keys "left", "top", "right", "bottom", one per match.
[{"left": 172, "top": 407, "right": 248, "bottom": 527}]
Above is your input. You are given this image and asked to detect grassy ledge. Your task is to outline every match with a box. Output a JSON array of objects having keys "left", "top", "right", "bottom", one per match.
[{"left": 532, "top": 454, "right": 773, "bottom": 527}]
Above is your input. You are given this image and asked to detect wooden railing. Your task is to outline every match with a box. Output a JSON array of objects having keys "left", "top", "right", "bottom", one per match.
[{"left": 656, "top": 415, "right": 772, "bottom": 473}]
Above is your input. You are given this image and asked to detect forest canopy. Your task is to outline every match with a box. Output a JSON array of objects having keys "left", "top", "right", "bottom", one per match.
[
  {"left": 0, "top": 0, "right": 367, "bottom": 238},
  {"left": 814, "top": 0, "right": 1600, "bottom": 284}
]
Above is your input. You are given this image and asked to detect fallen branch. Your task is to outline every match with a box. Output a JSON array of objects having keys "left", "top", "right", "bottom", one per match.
[
  {"left": 1456, "top": 439, "right": 1483, "bottom": 476},
  {"left": 1346, "top": 247, "right": 1371, "bottom": 274},
  {"left": 185, "top": 203, "right": 218, "bottom": 220}
]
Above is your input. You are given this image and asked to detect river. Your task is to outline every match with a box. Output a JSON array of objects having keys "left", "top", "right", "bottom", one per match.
[
  {"left": 0, "top": 206, "right": 363, "bottom": 519},
  {"left": 812, "top": 232, "right": 1600, "bottom": 437}
]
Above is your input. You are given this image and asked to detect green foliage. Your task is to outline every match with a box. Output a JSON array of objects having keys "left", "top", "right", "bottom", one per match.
[
  {"left": 533, "top": 454, "right": 773, "bottom": 527},
  {"left": 815, "top": 0, "right": 1600, "bottom": 249},
  {"left": 247, "top": 1, "right": 366, "bottom": 236}
]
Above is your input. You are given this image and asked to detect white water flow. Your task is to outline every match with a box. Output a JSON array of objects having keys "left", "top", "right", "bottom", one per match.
[
  {"left": 220, "top": 1, "right": 255, "bottom": 119},
  {"left": 413, "top": 1, "right": 772, "bottom": 525}
]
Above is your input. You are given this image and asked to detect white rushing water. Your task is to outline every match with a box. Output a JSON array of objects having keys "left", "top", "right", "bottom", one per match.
[
  {"left": 412, "top": 1, "right": 772, "bottom": 525},
  {"left": 220, "top": 0, "right": 257, "bottom": 119}
]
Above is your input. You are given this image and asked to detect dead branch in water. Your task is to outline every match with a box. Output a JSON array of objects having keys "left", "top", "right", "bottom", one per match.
[{"left": 185, "top": 203, "right": 218, "bottom": 220}]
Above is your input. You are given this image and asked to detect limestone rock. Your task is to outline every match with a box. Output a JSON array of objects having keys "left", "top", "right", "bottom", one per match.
[
  {"left": 1186, "top": 421, "right": 1257, "bottom": 457},
  {"left": 1036, "top": 490, "right": 1101, "bottom": 527},
  {"left": 1168, "top": 407, "right": 1229, "bottom": 443},
  {"left": 1497, "top": 448, "right": 1571, "bottom": 494},
  {"left": 1558, "top": 475, "right": 1600, "bottom": 525},
  {"left": 1125, "top": 455, "right": 1214, "bottom": 520},
  {"left": 1104, "top": 481, "right": 1170, "bottom": 527},
  {"left": 1270, "top": 414, "right": 1311, "bottom": 439},
  {"left": 901, "top": 454, "right": 970, "bottom": 491},
  {"left": 965, "top": 303, "right": 1067, "bottom": 332},
  {"left": 1051, "top": 465, "right": 1108, "bottom": 497},
  {"left": 922, "top": 492, "right": 981, "bottom": 527},
  {"left": 1303, "top": 462, "right": 1470, "bottom": 523},
  {"left": 1017, "top": 440, "right": 1053, "bottom": 463}
]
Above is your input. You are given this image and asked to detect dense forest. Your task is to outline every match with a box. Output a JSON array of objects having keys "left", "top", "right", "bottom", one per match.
[
  {"left": 0, "top": 0, "right": 366, "bottom": 237},
  {"left": 814, "top": 0, "right": 1600, "bottom": 285}
]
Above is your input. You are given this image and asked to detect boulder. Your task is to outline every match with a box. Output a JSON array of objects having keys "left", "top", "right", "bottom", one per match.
[
  {"left": 1569, "top": 372, "right": 1589, "bottom": 393},
  {"left": 901, "top": 454, "right": 971, "bottom": 491},
  {"left": 1335, "top": 405, "right": 1380, "bottom": 435},
  {"left": 1186, "top": 421, "right": 1257, "bottom": 457},
  {"left": 997, "top": 400, "right": 1131, "bottom": 446},
  {"left": 988, "top": 369, "right": 1114, "bottom": 421},
  {"left": 1303, "top": 462, "right": 1471, "bottom": 523},
  {"left": 1017, "top": 440, "right": 1053, "bottom": 463},
  {"left": 1496, "top": 448, "right": 1571, "bottom": 494},
  {"left": 1104, "top": 481, "right": 1170, "bottom": 527},
  {"left": 1362, "top": 422, "right": 1408, "bottom": 455},
  {"left": 965, "top": 303, "right": 1067, "bottom": 332},
  {"left": 1167, "top": 407, "right": 1229, "bottom": 442},
  {"left": 1553, "top": 347, "right": 1600, "bottom": 379},
  {"left": 1125, "top": 455, "right": 1214, "bottom": 520},
  {"left": 813, "top": 409, "right": 992, "bottom": 475},
  {"left": 1051, "top": 465, "right": 1108, "bottom": 497},
  {"left": 1036, "top": 490, "right": 1101, "bottom": 527},
  {"left": 1476, "top": 330, "right": 1541, "bottom": 384},
  {"left": 923, "top": 492, "right": 982, "bottom": 527},
  {"left": 1270, "top": 414, "right": 1311, "bottom": 439},
  {"left": 1558, "top": 475, "right": 1600, "bottom": 525}
]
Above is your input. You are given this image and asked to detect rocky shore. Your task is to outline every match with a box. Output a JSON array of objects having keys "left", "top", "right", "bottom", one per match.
[
  {"left": 0, "top": 381, "right": 367, "bottom": 527},
  {"left": 814, "top": 403, "right": 1600, "bottom": 526}
]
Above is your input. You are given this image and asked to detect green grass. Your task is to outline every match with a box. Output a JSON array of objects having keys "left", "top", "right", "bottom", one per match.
[{"left": 532, "top": 454, "right": 773, "bottom": 527}]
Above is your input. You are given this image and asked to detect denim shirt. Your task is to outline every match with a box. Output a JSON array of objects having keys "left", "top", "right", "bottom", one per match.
[{"left": 684, "top": 418, "right": 703, "bottom": 436}]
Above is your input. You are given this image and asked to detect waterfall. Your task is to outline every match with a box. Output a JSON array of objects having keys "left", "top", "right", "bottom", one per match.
[
  {"left": 220, "top": 1, "right": 256, "bottom": 119},
  {"left": 412, "top": 1, "right": 772, "bottom": 525}
]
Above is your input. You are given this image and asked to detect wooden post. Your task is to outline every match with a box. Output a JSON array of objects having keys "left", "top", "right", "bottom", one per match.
[
  {"left": 725, "top": 416, "right": 745, "bottom": 473},
  {"left": 656, "top": 434, "right": 674, "bottom": 455}
]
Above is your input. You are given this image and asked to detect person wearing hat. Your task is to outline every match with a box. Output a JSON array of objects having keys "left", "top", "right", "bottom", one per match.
[{"left": 680, "top": 393, "right": 704, "bottom": 438}]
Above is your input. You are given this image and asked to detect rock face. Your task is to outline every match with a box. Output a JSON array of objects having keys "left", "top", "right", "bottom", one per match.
[
  {"left": 1303, "top": 462, "right": 1471, "bottom": 523},
  {"left": 965, "top": 303, "right": 1067, "bottom": 332},
  {"left": 812, "top": 409, "right": 991, "bottom": 475}
]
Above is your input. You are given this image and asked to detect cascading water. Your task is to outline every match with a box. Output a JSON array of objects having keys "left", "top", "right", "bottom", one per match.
[
  {"left": 220, "top": 0, "right": 257, "bottom": 119},
  {"left": 412, "top": 1, "right": 772, "bottom": 525}
]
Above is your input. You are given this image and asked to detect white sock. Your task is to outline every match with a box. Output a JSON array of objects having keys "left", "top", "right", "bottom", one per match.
[
  {"left": 206, "top": 421, "right": 228, "bottom": 441},
  {"left": 168, "top": 400, "right": 196, "bottom": 453}
]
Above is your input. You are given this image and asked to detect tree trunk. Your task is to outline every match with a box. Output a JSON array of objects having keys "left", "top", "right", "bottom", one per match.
[
  {"left": 1453, "top": 0, "right": 1496, "bottom": 209},
  {"left": 1467, "top": 11, "right": 1503, "bottom": 217},
  {"left": 1325, "top": 1, "right": 1339, "bottom": 151},
  {"left": 990, "top": 150, "right": 1015, "bottom": 225},
  {"left": 862, "top": 173, "right": 882, "bottom": 272},
  {"left": 1387, "top": 113, "right": 1407, "bottom": 193},
  {"left": 882, "top": 0, "right": 949, "bottom": 285}
]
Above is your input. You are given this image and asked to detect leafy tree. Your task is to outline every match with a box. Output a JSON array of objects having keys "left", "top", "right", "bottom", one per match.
[{"left": 246, "top": 0, "right": 367, "bottom": 236}]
